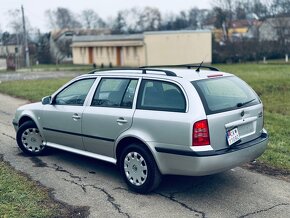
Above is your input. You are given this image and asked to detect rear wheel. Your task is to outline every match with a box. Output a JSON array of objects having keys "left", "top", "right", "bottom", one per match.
[
  {"left": 16, "top": 121, "right": 47, "bottom": 156},
  {"left": 119, "top": 143, "right": 161, "bottom": 193}
]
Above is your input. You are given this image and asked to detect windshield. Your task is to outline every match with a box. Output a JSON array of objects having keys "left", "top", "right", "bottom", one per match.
[{"left": 192, "top": 76, "right": 260, "bottom": 114}]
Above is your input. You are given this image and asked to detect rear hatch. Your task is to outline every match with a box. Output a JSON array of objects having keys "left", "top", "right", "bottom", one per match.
[{"left": 192, "top": 76, "right": 264, "bottom": 151}]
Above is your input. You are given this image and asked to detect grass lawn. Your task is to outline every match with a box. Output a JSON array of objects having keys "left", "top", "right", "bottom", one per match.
[
  {"left": 0, "top": 78, "right": 72, "bottom": 101},
  {"left": 0, "top": 160, "right": 64, "bottom": 217}
]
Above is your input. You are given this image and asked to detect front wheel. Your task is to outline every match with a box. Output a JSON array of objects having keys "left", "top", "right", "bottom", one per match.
[
  {"left": 119, "top": 144, "right": 161, "bottom": 194},
  {"left": 16, "top": 121, "right": 47, "bottom": 156}
]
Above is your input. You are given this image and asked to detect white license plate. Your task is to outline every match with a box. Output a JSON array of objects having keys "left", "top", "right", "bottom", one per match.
[{"left": 226, "top": 127, "right": 241, "bottom": 146}]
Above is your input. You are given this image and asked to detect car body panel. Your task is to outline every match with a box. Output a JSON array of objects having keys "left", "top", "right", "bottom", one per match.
[
  {"left": 207, "top": 104, "right": 264, "bottom": 150},
  {"left": 153, "top": 130, "right": 268, "bottom": 176},
  {"left": 82, "top": 107, "right": 135, "bottom": 157},
  {"left": 41, "top": 104, "right": 85, "bottom": 150}
]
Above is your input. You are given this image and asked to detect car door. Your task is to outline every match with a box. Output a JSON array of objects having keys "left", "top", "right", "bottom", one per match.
[
  {"left": 41, "top": 78, "right": 95, "bottom": 150},
  {"left": 82, "top": 77, "right": 139, "bottom": 157}
]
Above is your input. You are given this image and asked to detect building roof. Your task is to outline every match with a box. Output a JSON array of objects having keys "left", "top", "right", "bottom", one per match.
[
  {"left": 73, "top": 34, "right": 144, "bottom": 43},
  {"left": 51, "top": 28, "right": 111, "bottom": 40},
  {"left": 72, "top": 30, "right": 211, "bottom": 43}
]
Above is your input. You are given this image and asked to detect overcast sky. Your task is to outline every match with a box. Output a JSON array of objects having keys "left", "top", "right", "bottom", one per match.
[{"left": 0, "top": 0, "right": 212, "bottom": 32}]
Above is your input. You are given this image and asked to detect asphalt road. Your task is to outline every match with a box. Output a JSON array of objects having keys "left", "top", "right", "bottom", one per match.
[
  {"left": 0, "top": 93, "right": 290, "bottom": 218},
  {"left": 0, "top": 71, "right": 82, "bottom": 82}
]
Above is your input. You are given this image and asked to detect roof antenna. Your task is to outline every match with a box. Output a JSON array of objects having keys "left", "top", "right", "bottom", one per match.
[{"left": 196, "top": 61, "right": 204, "bottom": 72}]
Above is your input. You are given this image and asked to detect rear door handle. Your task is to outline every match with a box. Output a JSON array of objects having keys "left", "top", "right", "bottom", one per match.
[
  {"left": 117, "top": 117, "right": 128, "bottom": 124},
  {"left": 72, "top": 113, "right": 81, "bottom": 120}
]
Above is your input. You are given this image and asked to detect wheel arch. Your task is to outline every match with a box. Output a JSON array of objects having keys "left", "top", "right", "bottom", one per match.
[
  {"left": 18, "top": 114, "right": 44, "bottom": 138},
  {"left": 19, "top": 115, "right": 35, "bottom": 127},
  {"left": 115, "top": 136, "right": 157, "bottom": 167}
]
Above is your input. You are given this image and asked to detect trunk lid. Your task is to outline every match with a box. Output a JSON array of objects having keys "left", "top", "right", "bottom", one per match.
[
  {"left": 207, "top": 104, "right": 263, "bottom": 150},
  {"left": 192, "top": 76, "right": 264, "bottom": 151}
]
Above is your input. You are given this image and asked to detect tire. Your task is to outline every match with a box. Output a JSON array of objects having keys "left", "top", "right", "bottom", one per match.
[
  {"left": 16, "top": 121, "right": 47, "bottom": 156},
  {"left": 119, "top": 143, "right": 161, "bottom": 194}
]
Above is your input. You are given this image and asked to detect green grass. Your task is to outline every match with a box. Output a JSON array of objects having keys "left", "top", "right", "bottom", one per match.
[
  {"left": 0, "top": 161, "right": 60, "bottom": 217},
  {"left": 0, "top": 78, "right": 72, "bottom": 102},
  {"left": 30, "top": 64, "right": 93, "bottom": 71}
]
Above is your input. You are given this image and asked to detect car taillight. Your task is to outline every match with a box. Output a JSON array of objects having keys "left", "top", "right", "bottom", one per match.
[{"left": 192, "top": 119, "right": 210, "bottom": 146}]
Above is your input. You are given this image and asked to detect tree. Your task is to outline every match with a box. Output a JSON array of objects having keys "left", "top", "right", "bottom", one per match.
[
  {"left": 251, "top": 0, "right": 269, "bottom": 18},
  {"left": 270, "top": 0, "right": 290, "bottom": 16},
  {"left": 46, "top": 7, "right": 82, "bottom": 29},
  {"left": 174, "top": 11, "right": 189, "bottom": 30},
  {"left": 212, "top": 0, "right": 239, "bottom": 41},
  {"left": 235, "top": 2, "right": 247, "bottom": 19},
  {"left": 112, "top": 11, "right": 127, "bottom": 34},
  {"left": 36, "top": 32, "right": 51, "bottom": 64},
  {"left": 136, "top": 7, "right": 162, "bottom": 31},
  {"left": 81, "top": 9, "right": 106, "bottom": 29},
  {"left": 54, "top": 38, "right": 72, "bottom": 64}
]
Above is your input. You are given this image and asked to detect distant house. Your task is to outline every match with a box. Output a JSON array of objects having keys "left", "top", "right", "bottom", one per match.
[
  {"left": 213, "top": 19, "right": 260, "bottom": 43},
  {"left": 0, "top": 34, "right": 22, "bottom": 57},
  {"left": 49, "top": 28, "right": 111, "bottom": 64},
  {"left": 71, "top": 30, "right": 212, "bottom": 67},
  {"left": 0, "top": 33, "right": 27, "bottom": 69},
  {"left": 259, "top": 17, "right": 290, "bottom": 42}
]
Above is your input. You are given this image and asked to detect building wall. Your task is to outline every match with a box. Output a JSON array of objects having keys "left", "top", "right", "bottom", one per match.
[
  {"left": 0, "top": 45, "right": 21, "bottom": 56},
  {"left": 144, "top": 31, "right": 212, "bottom": 65},
  {"left": 72, "top": 41, "right": 145, "bottom": 67},
  {"left": 72, "top": 30, "right": 212, "bottom": 67}
]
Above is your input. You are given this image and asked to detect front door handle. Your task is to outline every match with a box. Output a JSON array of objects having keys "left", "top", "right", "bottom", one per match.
[
  {"left": 117, "top": 117, "right": 128, "bottom": 124},
  {"left": 72, "top": 113, "right": 81, "bottom": 120}
]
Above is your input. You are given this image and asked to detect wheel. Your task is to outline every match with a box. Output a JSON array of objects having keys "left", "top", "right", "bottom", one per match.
[
  {"left": 119, "top": 143, "right": 161, "bottom": 194},
  {"left": 16, "top": 121, "right": 47, "bottom": 156}
]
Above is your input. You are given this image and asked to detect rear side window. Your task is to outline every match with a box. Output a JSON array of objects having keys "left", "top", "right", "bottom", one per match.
[
  {"left": 192, "top": 76, "right": 260, "bottom": 114},
  {"left": 137, "top": 80, "right": 186, "bottom": 112},
  {"left": 91, "top": 78, "right": 138, "bottom": 108}
]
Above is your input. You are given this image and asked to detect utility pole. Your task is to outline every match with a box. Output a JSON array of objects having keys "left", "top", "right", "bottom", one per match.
[{"left": 21, "top": 5, "right": 30, "bottom": 68}]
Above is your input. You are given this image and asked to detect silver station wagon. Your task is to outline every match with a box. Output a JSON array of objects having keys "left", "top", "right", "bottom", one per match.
[{"left": 13, "top": 64, "right": 269, "bottom": 193}]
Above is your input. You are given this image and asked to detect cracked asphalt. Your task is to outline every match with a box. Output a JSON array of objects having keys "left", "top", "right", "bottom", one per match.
[{"left": 0, "top": 92, "right": 290, "bottom": 217}]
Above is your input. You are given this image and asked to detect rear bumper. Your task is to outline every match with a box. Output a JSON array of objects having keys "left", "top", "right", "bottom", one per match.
[{"left": 154, "top": 131, "right": 268, "bottom": 176}]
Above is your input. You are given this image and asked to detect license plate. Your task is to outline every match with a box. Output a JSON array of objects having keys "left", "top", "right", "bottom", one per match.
[{"left": 226, "top": 127, "right": 241, "bottom": 146}]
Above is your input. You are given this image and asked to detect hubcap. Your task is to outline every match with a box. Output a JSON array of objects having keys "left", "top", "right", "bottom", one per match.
[
  {"left": 124, "top": 151, "right": 148, "bottom": 186},
  {"left": 21, "top": 128, "right": 45, "bottom": 153}
]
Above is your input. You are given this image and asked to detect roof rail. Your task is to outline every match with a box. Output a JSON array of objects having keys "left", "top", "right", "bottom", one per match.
[
  {"left": 140, "top": 64, "right": 219, "bottom": 72},
  {"left": 88, "top": 67, "right": 177, "bottom": 77}
]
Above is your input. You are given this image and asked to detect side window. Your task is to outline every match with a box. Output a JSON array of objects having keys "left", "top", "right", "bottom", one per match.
[
  {"left": 137, "top": 80, "right": 186, "bottom": 112},
  {"left": 54, "top": 79, "right": 95, "bottom": 106},
  {"left": 91, "top": 78, "right": 138, "bottom": 108}
]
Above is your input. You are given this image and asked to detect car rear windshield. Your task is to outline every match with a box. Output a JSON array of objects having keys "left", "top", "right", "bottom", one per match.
[{"left": 192, "top": 76, "right": 260, "bottom": 115}]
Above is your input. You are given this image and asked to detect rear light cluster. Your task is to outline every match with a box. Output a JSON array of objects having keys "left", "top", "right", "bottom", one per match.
[{"left": 192, "top": 119, "right": 210, "bottom": 146}]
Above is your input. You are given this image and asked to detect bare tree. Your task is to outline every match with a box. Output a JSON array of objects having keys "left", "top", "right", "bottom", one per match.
[
  {"left": 46, "top": 7, "right": 82, "bottom": 29},
  {"left": 212, "top": 0, "right": 236, "bottom": 41},
  {"left": 111, "top": 11, "right": 127, "bottom": 34},
  {"left": 81, "top": 9, "right": 106, "bottom": 29},
  {"left": 136, "top": 7, "right": 162, "bottom": 31},
  {"left": 54, "top": 38, "right": 72, "bottom": 64},
  {"left": 270, "top": 0, "right": 290, "bottom": 16}
]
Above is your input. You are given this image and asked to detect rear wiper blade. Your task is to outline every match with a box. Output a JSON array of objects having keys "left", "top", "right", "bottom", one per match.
[{"left": 236, "top": 99, "right": 256, "bottom": 107}]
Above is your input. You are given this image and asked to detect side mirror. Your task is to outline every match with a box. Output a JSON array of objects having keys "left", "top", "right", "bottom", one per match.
[{"left": 42, "top": 96, "right": 51, "bottom": 105}]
